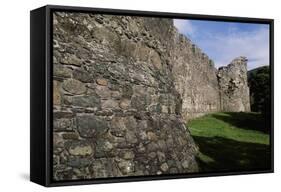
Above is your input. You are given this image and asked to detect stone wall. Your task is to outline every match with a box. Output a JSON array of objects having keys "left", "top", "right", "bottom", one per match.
[
  {"left": 52, "top": 12, "right": 250, "bottom": 181},
  {"left": 52, "top": 12, "right": 198, "bottom": 181},
  {"left": 218, "top": 56, "right": 251, "bottom": 112},
  {"left": 168, "top": 29, "right": 221, "bottom": 120}
]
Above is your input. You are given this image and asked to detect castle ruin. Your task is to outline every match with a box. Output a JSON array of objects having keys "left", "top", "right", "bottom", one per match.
[{"left": 52, "top": 12, "right": 250, "bottom": 180}]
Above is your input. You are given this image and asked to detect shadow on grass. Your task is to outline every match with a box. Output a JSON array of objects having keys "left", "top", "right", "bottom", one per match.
[
  {"left": 193, "top": 136, "right": 271, "bottom": 172},
  {"left": 212, "top": 112, "right": 269, "bottom": 133}
]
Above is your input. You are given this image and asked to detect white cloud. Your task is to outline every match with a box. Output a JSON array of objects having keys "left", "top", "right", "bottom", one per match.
[
  {"left": 202, "top": 27, "right": 270, "bottom": 69},
  {"left": 173, "top": 19, "right": 270, "bottom": 70},
  {"left": 173, "top": 19, "right": 196, "bottom": 37}
]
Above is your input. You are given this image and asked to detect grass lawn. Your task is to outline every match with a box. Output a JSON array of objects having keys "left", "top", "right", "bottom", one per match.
[{"left": 188, "top": 112, "right": 271, "bottom": 172}]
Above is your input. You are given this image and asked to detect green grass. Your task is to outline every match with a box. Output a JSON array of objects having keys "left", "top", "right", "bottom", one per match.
[{"left": 189, "top": 112, "right": 271, "bottom": 172}]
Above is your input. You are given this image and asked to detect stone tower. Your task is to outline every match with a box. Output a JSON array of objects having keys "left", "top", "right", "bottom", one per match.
[{"left": 217, "top": 56, "right": 251, "bottom": 112}]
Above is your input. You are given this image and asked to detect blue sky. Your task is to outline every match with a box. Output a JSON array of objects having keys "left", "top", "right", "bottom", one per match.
[{"left": 173, "top": 19, "right": 270, "bottom": 70}]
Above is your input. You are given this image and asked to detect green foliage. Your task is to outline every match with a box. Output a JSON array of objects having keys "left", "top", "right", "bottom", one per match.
[
  {"left": 189, "top": 112, "right": 270, "bottom": 172},
  {"left": 209, "top": 59, "right": 214, "bottom": 67},
  {"left": 248, "top": 66, "right": 270, "bottom": 118},
  {"left": 191, "top": 44, "right": 196, "bottom": 54}
]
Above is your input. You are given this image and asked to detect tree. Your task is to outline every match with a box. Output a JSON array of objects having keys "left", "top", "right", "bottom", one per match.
[{"left": 248, "top": 66, "right": 270, "bottom": 130}]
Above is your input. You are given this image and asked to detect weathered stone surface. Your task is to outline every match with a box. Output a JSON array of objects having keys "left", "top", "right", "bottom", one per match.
[
  {"left": 53, "top": 133, "right": 64, "bottom": 148},
  {"left": 119, "top": 99, "right": 131, "bottom": 109},
  {"left": 69, "top": 145, "right": 93, "bottom": 156},
  {"left": 125, "top": 153, "right": 135, "bottom": 160},
  {"left": 62, "top": 132, "right": 79, "bottom": 140},
  {"left": 54, "top": 65, "right": 72, "bottom": 78},
  {"left": 95, "top": 85, "right": 112, "bottom": 99},
  {"left": 67, "top": 156, "right": 92, "bottom": 167},
  {"left": 160, "top": 163, "right": 169, "bottom": 172},
  {"left": 96, "top": 78, "right": 108, "bottom": 86},
  {"left": 150, "top": 49, "right": 162, "bottom": 69},
  {"left": 110, "top": 117, "right": 127, "bottom": 137},
  {"left": 89, "top": 158, "right": 121, "bottom": 178},
  {"left": 218, "top": 56, "right": 251, "bottom": 112},
  {"left": 73, "top": 69, "right": 94, "bottom": 83},
  {"left": 181, "top": 160, "right": 190, "bottom": 169},
  {"left": 148, "top": 152, "right": 157, "bottom": 159},
  {"left": 101, "top": 99, "right": 119, "bottom": 109},
  {"left": 76, "top": 114, "right": 108, "bottom": 138},
  {"left": 95, "top": 140, "right": 114, "bottom": 158},
  {"left": 53, "top": 111, "right": 75, "bottom": 119},
  {"left": 169, "top": 32, "right": 250, "bottom": 120},
  {"left": 53, "top": 81, "right": 61, "bottom": 105},
  {"left": 146, "top": 142, "right": 159, "bottom": 152},
  {"left": 53, "top": 118, "right": 75, "bottom": 131},
  {"left": 157, "top": 151, "right": 166, "bottom": 163},
  {"left": 62, "top": 79, "right": 86, "bottom": 95},
  {"left": 147, "top": 131, "right": 158, "bottom": 141},
  {"left": 53, "top": 12, "right": 250, "bottom": 181},
  {"left": 66, "top": 141, "right": 93, "bottom": 156},
  {"left": 117, "top": 160, "right": 134, "bottom": 174},
  {"left": 60, "top": 53, "right": 83, "bottom": 66},
  {"left": 170, "top": 35, "right": 221, "bottom": 120},
  {"left": 71, "top": 95, "right": 101, "bottom": 108},
  {"left": 125, "top": 130, "right": 138, "bottom": 144}
]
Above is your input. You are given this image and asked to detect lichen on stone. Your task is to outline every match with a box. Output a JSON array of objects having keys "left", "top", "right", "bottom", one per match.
[{"left": 52, "top": 12, "right": 250, "bottom": 181}]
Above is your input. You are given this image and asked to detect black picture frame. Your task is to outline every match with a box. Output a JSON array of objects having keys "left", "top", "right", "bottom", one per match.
[{"left": 30, "top": 4, "right": 274, "bottom": 187}]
